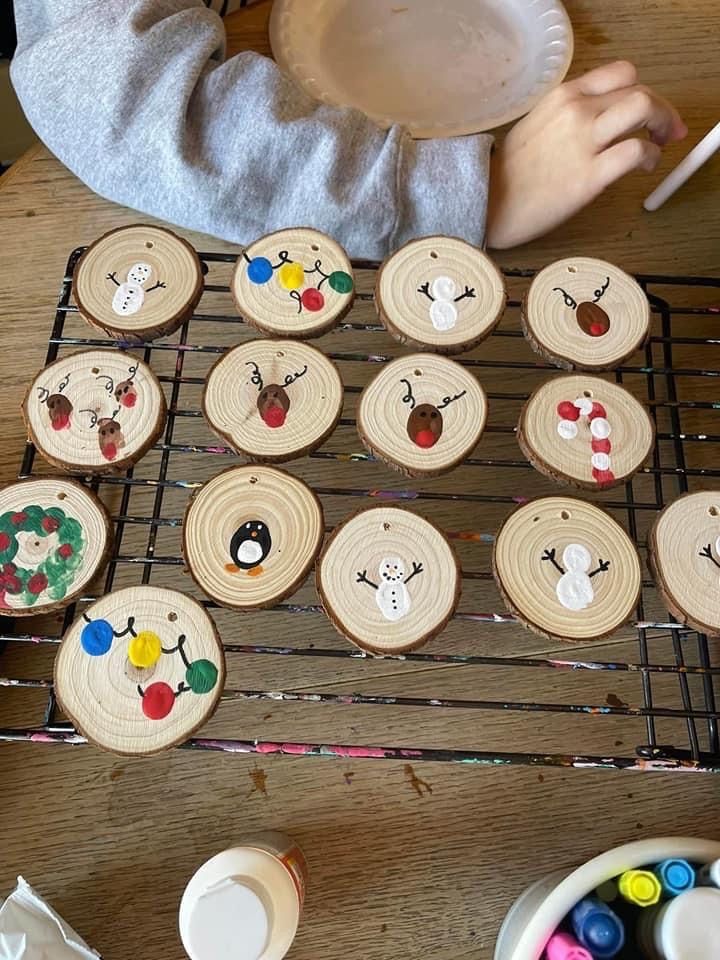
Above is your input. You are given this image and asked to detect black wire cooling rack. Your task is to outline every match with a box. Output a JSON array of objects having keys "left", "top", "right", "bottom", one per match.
[{"left": 1, "top": 246, "right": 720, "bottom": 772}]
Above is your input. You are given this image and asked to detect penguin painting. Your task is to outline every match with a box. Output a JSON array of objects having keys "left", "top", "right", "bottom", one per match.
[{"left": 226, "top": 520, "right": 272, "bottom": 577}]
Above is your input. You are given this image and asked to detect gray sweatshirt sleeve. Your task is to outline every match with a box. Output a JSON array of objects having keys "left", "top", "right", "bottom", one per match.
[{"left": 10, "top": 0, "right": 493, "bottom": 260}]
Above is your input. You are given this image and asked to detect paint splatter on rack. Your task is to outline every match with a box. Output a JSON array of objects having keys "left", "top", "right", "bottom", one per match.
[{"left": 1, "top": 248, "right": 719, "bottom": 771}]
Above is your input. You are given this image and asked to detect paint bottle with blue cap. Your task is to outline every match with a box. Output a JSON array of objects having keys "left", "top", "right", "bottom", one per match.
[
  {"left": 570, "top": 897, "right": 625, "bottom": 959},
  {"left": 653, "top": 859, "right": 695, "bottom": 898}
]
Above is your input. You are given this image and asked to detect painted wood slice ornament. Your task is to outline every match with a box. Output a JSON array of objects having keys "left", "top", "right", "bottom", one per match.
[
  {"left": 203, "top": 339, "right": 343, "bottom": 462},
  {"left": 232, "top": 227, "right": 355, "bottom": 338},
  {"left": 522, "top": 257, "right": 651, "bottom": 370},
  {"left": 0, "top": 478, "right": 111, "bottom": 617},
  {"left": 183, "top": 465, "right": 324, "bottom": 610},
  {"left": 517, "top": 375, "right": 654, "bottom": 491},
  {"left": 357, "top": 354, "right": 487, "bottom": 477},
  {"left": 317, "top": 506, "right": 460, "bottom": 654},
  {"left": 376, "top": 236, "right": 506, "bottom": 353},
  {"left": 74, "top": 225, "right": 203, "bottom": 341},
  {"left": 54, "top": 586, "right": 225, "bottom": 756},
  {"left": 22, "top": 349, "right": 167, "bottom": 474},
  {"left": 493, "top": 497, "right": 641, "bottom": 642},
  {"left": 648, "top": 491, "right": 720, "bottom": 635}
]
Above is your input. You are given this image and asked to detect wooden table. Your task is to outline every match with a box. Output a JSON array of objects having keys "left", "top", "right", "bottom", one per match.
[{"left": 1, "top": 3, "right": 719, "bottom": 958}]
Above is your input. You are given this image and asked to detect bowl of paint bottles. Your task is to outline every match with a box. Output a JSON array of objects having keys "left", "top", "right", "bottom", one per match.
[
  {"left": 493, "top": 837, "right": 720, "bottom": 960},
  {"left": 179, "top": 831, "right": 307, "bottom": 960}
]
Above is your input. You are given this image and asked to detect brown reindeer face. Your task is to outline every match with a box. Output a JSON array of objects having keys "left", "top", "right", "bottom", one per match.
[
  {"left": 257, "top": 384, "right": 291, "bottom": 428},
  {"left": 407, "top": 403, "right": 443, "bottom": 448},
  {"left": 47, "top": 394, "right": 73, "bottom": 431},
  {"left": 554, "top": 277, "right": 611, "bottom": 338},
  {"left": 98, "top": 419, "right": 124, "bottom": 461},
  {"left": 115, "top": 379, "right": 137, "bottom": 408}
]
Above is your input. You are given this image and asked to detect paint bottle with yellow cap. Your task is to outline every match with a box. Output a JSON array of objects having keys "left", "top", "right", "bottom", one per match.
[
  {"left": 179, "top": 832, "right": 307, "bottom": 960},
  {"left": 617, "top": 869, "right": 662, "bottom": 908}
]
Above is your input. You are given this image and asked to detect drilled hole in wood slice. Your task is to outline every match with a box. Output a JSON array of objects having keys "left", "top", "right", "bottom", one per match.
[
  {"left": 0, "top": 478, "right": 111, "bottom": 618},
  {"left": 649, "top": 491, "right": 720, "bottom": 636},
  {"left": 517, "top": 374, "right": 654, "bottom": 492},
  {"left": 231, "top": 227, "right": 355, "bottom": 339},
  {"left": 523, "top": 256, "right": 650, "bottom": 371},
  {"left": 74, "top": 224, "right": 203, "bottom": 342},
  {"left": 317, "top": 506, "right": 460, "bottom": 654},
  {"left": 54, "top": 586, "right": 225, "bottom": 756},
  {"left": 22, "top": 349, "right": 167, "bottom": 475},
  {"left": 493, "top": 497, "right": 641, "bottom": 643},
  {"left": 183, "top": 465, "right": 323, "bottom": 611},
  {"left": 203, "top": 339, "right": 343, "bottom": 462},
  {"left": 376, "top": 236, "right": 506, "bottom": 354},
  {"left": 358, "top": 353, "right": 487, "bottom": 478}
]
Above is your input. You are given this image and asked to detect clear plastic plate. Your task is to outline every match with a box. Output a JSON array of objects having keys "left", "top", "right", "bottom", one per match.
[{"left": 269, "top": 0, "right": 574, "bottom": 138}]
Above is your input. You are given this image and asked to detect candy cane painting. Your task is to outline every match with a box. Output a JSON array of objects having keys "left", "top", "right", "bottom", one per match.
[{"left": 556, "top": 396, "right": 615, "bottom": 486}]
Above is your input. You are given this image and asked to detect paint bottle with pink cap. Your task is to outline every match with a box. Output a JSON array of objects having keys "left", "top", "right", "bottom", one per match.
[{"left": 179, "top": 831, "right": 307, "bottom": 960}]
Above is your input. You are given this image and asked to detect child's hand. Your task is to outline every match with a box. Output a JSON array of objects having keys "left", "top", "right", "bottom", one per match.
[{"left": 486, "top": 61, "right": 687, "bottom": 249}]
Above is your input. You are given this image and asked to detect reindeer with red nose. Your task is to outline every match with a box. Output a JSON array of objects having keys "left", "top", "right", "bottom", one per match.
[
  {"left": 37, "top": 373, "right": 72, "bottom": 431},
  {"left": 400, "top": 378, "right": 467, "bottom": 449},
  {"left": 245, "top": 360, "right": 308, "bottom": 430}
]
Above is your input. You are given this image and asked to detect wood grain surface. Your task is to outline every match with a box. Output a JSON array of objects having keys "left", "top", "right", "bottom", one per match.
[{"left": 1, "top": 2, "right": 720, "bottom": 959}]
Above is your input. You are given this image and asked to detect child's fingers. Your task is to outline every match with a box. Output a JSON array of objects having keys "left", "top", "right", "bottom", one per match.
[
  {"left": 593, "top": 88, "right": 687, "bottom": 149},
  {"left": 595, "top": 138, "right": 662, "bottom": 190},
  {"left": 567, "top": 60, "right": 638, "bottom": 97}
]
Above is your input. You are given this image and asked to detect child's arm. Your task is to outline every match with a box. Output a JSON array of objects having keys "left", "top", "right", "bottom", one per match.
[
  {"left": 11, "top": 0, "right": 492, "bottom": 260},
  {"left": 487, "top": 60, "right": 687, "bottom": 248}
]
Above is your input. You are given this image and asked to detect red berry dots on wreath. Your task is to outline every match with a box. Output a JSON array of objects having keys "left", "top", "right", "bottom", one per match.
[
  {"left": 141, "top": 681, "right": 176, "bottom": 720},
  {"left": 11, "top": 513, "right": 27, "bottom": 525},
  {"left": 58, "top": 543, "right": 74, "bottom": 559},
  {"left": 28, "top": 573, "right": 49, "bottom": 595},
  {"left": 42, "top": 516, "right": 60, "bottom": 533},
  {"left": 0, "top": 532, "right": 10, "bottom": 551}
]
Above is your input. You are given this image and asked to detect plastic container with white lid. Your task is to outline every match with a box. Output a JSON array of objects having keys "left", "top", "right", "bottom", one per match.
[{"left": 179, "top": 832, "right": 307, "bottom": 960}]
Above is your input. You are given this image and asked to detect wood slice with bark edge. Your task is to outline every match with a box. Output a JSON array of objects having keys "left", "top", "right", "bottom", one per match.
[
  {"left": 22, "top": 348, "right": 167, "bottom": 475},
  {"left": 375, "top": 235, "right": 506, "bottom": 354},
  {"left": 183, "top": 464, "right": 324, "bottom": 611},
  {"left": 317, "top": 505, "right": 461, "bottom": 654},
  {"left": 357, "top": 353, "right": 487, "bottom": 478},
  {"left": 517, "top": 374, "right": 654, "bottom": 492},
  {"left": 74, "top": 224, "right": 204, "bottom": 342},
  {"left": 521, "top": 257, "right": 651, "bottom": 371},
  {"left": 0, "top": 477, "right": 112, "bottom": 618},
  {"left": 54, "top": 586, "right": 225, "bottom": 757},
  {"left": 202, "top": 339, "right": 343, "bottom": 463},
  {"left": 231, "top": 226, "right": 355, "bottom": 339},
  {"left": 492, "top": 496, "right": 641, "bottom": 643},
  {"left": 648, "top": 491, "right": 720, "bottom": 636}
]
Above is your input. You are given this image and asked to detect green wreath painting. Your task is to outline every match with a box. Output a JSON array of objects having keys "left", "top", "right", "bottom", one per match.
[{"left": 0, "top": 504, "right": 85, "bottom": 609}]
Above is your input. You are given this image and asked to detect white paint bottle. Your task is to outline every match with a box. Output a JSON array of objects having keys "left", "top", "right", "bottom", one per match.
[
  {"left": 179, "top": 831, "right": 307, "bottom": 960},
  {"left": 697, "top": 857, "right": 720, "bottom": 888},
  {"left": 636, "top": 887, "right": 720, "bottom": 959}
]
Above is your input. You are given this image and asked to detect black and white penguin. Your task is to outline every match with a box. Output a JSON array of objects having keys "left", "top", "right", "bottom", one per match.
[{"left": 227, "top": 520, "right": 272, "bottom": 577}]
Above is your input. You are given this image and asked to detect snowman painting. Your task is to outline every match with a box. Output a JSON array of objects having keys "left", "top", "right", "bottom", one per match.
[
  {"left": 106, "top": 263, "right": 167, "bottom": 317},
  {"left": 356, "top": 556, "right": 424, "bottom": 621},
  {"left": 417, "top": 276, "right": 476, "bottom": 332},
  {"left": 542, "top": 543, "right": 610, "bottom": 611}
]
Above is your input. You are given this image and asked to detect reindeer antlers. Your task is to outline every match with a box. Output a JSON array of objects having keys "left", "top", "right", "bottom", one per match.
[
  {"left": 96, "top": 374, "right": 115, "bottom": 393},
  {"left": 400, "top": 379, "right": 416, "bottom": 409},
  {"left": 283, "top": 364, "right": 308, "bottom": 388},
  {"left": 37, "top": 373, "right": 71, "bottom": 404},
  {"left": 79, "top": 408, "right": 99, "bottom": 428},
  {"left": 437, "top": 390, "right": 467, "bottom": 410},
  {"left": 245, "top": 361, "right": 264, "bottom": 392},
  {"left": 593, "top": 277, "right": 611, "bottom": 303},
  {"left": 552, "top": 286, "right": 578, "bottom": 310}
]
